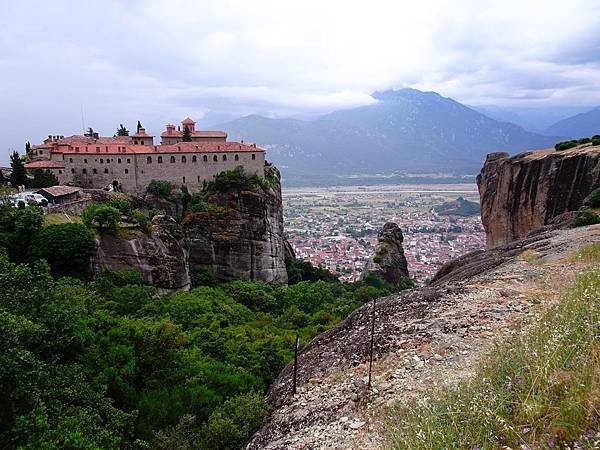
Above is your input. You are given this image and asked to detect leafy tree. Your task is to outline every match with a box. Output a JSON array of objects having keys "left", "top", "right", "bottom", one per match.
[
  {"left": 182, "top": 126, "right": 192, "bottom": 142},
  {"left": 116, "top": 124, "right": 130, "bottom": 136},
  {"left": 554, "top": 140, "right": 578, "bottom": 151},
  {"left": 180, "top": 185, "right": 192, "bottom": 212},
  {"left": 84, "top": 127, "right": 99, "bottom": 139},
  {"left": 570, "top": 210, "right": 600, "bottom": 228},
  {"left": 107, "top": 196, "right": 131, "bottom": 215},
  {"left": 147, "top": 180, "right": 172, "bottom": 198},
  {"left": 30, "top": 169, "right": 59, "bottom": 188},
  {"left": 81, "top": 203, "right": 121, "bottom": 232},
  {"left": 587, "top": 190, "right": 600, "bottom": 208},
  {"left": 132, "top": 209, "right": 151, "bottom": 232},
  {"left": 10, "top": 150, "right": 28, "bottom": 188},
  {"left": 30, "top": 223, "right": 95, "bottom": 278}
]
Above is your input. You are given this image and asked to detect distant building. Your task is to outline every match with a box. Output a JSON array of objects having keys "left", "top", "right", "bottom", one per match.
[
  {"left": 25, "top": 117, "right": 265, "bottom": 193},
  {"left": 36, "top": 186, "right": 82, "bottom": 205}
]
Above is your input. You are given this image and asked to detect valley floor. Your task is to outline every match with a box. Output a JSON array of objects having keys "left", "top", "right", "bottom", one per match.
[{"left": 248, "top": 224, "right": 600, "bottom": 449}]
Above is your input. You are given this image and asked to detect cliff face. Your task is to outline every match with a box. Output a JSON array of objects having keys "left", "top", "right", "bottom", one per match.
[
  {"left": 183, "top": 167, "right": 288, "bottom": 283},
  {"left": 93, "top": 215, "right": 191, "bottom": 292},
  {"left": 477, "top": 146, "right": 600, "bottom": 248},
  {"left": 93, "top": 165, "right": 288, "bottom": 288},
  {"left": 363, "top": 222, "right": 409, "bottom": 286}
]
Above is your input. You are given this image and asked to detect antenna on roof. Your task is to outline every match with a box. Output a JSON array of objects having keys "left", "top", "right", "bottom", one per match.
[{"left": 80, "top": 104, "right": 86, "bottom": 134}]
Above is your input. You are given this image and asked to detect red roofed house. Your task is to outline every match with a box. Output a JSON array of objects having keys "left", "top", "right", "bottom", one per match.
[{"left": 25, "top": 117, "right": 265, "bottom": 193}]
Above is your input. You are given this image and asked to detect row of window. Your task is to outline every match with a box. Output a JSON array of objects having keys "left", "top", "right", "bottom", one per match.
[
  {"left": 69, "top": 168, "right": 129, "bottom": 175},
  {"left": 146, "top": 154, "right": 255, "bottom": 164},
  {"left": 67, "top": 154, "right": 256, "bottom": 165}
]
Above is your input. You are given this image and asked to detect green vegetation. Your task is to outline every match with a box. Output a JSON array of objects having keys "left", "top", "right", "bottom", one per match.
[
  {"left": 388, "top": 269, "right": 600, "bottom": 449},
  {"left": 81, "top": 203, "right": 122, "bottom": 233},
  {"left": 30, "top": 169, "right": 59, "bottom": 189},
  {"left": 587, "top": 190, "right": 600, "bottom": 208},
  {"left": 554, "top": 140, "right": 578, "bottom": 151},
  {"left": 148, "top": 179, "right": 172, "bottom": 198},
  {"left": 182, "top": 126, "right": 192, "bottom": 142},
  {"left": 570, "top": 209, "right": 600, "bottom": 228},
  {"left": 593, "top": 139, "right": 600, "bottom": 146},
  {"left": 10, "top": 150, "right": 27, "bottom": 187},
  {"left": 116, "top": 124, "right": 130, "bottom": 136},
  {"left": 204, "top": 166, "right": 266, "bottom": 194},
  {"left": 568, "top": 242, "right": 600, "bottom": 263},
  {"left": 555, "top": 134, "right": 600, "bottom": 150},
  {"left": 149, "top": 208, "right": 166, "bottom": 219}
]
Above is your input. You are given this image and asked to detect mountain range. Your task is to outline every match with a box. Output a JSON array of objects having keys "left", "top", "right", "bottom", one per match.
[{"left": 213, "top": 89, "right": 596, "bottom": 185}]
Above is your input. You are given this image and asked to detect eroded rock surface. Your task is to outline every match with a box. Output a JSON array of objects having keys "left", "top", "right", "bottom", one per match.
[
  {"left": 363, "top": 222, "right": 409, "bottom": 286},
  {"left": 93, "top": 215, "right": 191, "bottom": 291},
  {"left": 248, "top": 224, "right": 600, "bottom": 450},
  {"left": 477, "top": 145, "right": 600, "bottom": 248},
  {"left": 183, "top": 166, "right": 287, "bottom": 283}
]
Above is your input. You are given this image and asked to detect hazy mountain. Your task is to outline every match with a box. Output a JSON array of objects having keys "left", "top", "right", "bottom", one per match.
[
  {"left": 216, "top": 89, "right": 557, "bottom": 182},
  {"left": 544, "top": 107, "right": 600, "bottom": 138}
]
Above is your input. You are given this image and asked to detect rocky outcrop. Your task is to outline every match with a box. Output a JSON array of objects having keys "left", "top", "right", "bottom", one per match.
[
  {"left": 93, "top": 215, "right": 191, "bottom": 292},
  {"left": 91, "top": 165, "right": 288, "bottom": 288},
  {"left": 477, "top": 146, "right": 600, "bottom": 248},
  {"left": 363, "top": 222, "right": 409, "bottom": 286},
  {"left": 183, "top": 165, "right": 287, "bottom": 283},
  {"left": 248, "top": 224, "right": 600, "bottom": 450}
]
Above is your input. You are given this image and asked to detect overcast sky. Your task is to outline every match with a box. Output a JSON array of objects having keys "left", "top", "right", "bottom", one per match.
[{"left": 1, "top": 0, "right": 600, "bottom": 164}]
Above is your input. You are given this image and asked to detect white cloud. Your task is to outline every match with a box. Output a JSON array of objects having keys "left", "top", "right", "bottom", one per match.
[{"left": 1, "top": 0, "right": 600, "bottom": 162}]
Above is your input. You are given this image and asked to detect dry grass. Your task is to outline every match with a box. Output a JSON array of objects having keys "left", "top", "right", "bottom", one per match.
[
  {"left": 44, "top": 213, "right": 80, "bottom": 225},
  {"left": 567, "top": 243, "right": 600, "bottom": 265},
  {"left": 519, "top": 249, "right": 543, "bottom": 264}
]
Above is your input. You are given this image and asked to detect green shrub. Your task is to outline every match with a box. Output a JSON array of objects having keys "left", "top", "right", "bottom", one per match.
[
  {"left": 192, "top": 265, "right": 219, "bottom": 287},
  {"left": 81, "top": 203, "right": 121, "bottom": 232},
  {"left": 577, "top": 137, "right": 591, "bottom": 144},
  {"left": 570, "top": 209, "right": 600, "bottom": 228},
  {"left": 554, "top": 140, "right": 578, "bottom": 151},
  {"left": 30, "top": 223, "right": 95, "bottom": 278},
  {"left": 147, "top": 180, "right": 172, "bottom": 198},
  {"left": 204, "top": 166, "right": 266, "bottom": 194},
  {"left": 131, "top": 209, "right": 151, "bottom": 232},
  {"left": 198, "top": 392, "right": 270, "bottom": 450},
  {"left": 592, "top": 138, "right": 600, "bottom": 146},
  {"left": 149, "top": 208, "right": 166, "bottom": 219},
  {"left": 107, "top": 196, "right": 131, "bottom": 215},
  {"left": 592, "top": 134, "right": 600, "bottom": 140},
  {"left": 587, "top": 190, "right": 600, "bottom": 208}
]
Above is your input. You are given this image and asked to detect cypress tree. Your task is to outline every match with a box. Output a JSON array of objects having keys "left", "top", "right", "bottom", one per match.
[
  {"left": 116, "top": 124, "right": 130, "bottom": 136},
  {"left": 10, "top": 151, "right": 28, "bottom": 188}
]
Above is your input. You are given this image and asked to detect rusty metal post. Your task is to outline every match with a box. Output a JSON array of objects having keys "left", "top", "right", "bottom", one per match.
[
  {"left": 368, "top": 297, "right": 376, "bottom": 388},
  {"left": 292, "top": 334, "right": 300, "bottom": 395}
]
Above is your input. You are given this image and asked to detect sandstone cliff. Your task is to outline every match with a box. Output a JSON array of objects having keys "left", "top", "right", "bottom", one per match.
[
  {"left": 93, "top": 164, "right": 288, "bottom": 288},
  {"left": 248, "top": 224, "right": 600, "bottom": 450},
  {"left": 362, "top": 222, "right": 409, "bottom": 286},
  {"left": 477, "top": 145, "right": 600, "bottom": 248},
  {"left": 183, "top": 165, "right": 288, "bottom": 283},
  {"left": 93, "top": 215, "right": 191, "bottom": 292}
]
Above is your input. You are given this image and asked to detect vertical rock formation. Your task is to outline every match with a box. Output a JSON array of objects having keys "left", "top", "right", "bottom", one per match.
[
  {"left": 183, "top": 165, "right": 288, "bottom": 283},
  {"left": 93, "top": 215, "right": 191, "bottom": 292},
  {"left": 93, "top": 164, "right": 288, "bottom": 288},
  {"left": 363, "top": 222, "right": 409, "bottom": 286},
  {"left": 477, "top": 146, "right": 600, "bottom": 248}
]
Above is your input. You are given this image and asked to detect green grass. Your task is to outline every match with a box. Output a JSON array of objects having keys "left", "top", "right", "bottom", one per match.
[
  {"left": 44, "top": 213, "right": 80, "bottom": 225},
  {"left": 568, "top": 243, "right": 600, "bottom": 264},
  {"left": 388, "top": 269, "right": 600, "bottom": 449}
]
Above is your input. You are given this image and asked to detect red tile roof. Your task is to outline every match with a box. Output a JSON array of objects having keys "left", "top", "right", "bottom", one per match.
[
  {"left": 37, "top": 186, "right": 81, "bottom": 197},
  {"left": 182, "top": 117, "right": 196, "bottom": 124},
  {"left": 24, "top": 160, "right": 66, "bottom": 169}
]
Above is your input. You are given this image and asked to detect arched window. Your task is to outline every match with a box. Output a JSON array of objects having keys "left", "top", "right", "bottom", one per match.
[
  {"left": 222, "top": 154, "right": 227, "bottom": 161},
  {"left": 234, "top": 154, "right": 239, "bottom": 161},
  {"left": 69, "top": 157, "right": 73, "bottom": 163},
  {"left": 170, "top": 156, "right": 176, "bottom": 163},
  {"left": 213, "top": 155, "right": 218, "bottom": 162},
  {"left": 147, "top": 156, "right": 152, "bottom": 164},
  {"left": 118, "top": 158, "right": 122, "bottom": 164},
  {"left": 181, "top": 155, "right": 186, "bottom": 163},
  {"left": 252, "top": 154, "right": 256, "bottom": 160},
  {"left": 182, "top": 176, "right": 186, "bottom": 184},
  {"left": 127, "top": 158, "right": 131, "bottom": 163},
  {"left": 71, "top": 168, "right": 75, "bottom": 173},
  {"left": 158, "top": 156, "right": 163, "bottom": 163},
  {"left": 100, "top": 158, "right": 104, "bottom": 163},
  {"left": 93, "top": 168, "right": 97, "bottom": 174},
  {"left": 82, "top": 168, "right": 87, "bottom": 174},
  {"left": 84, "top": 158, "right": 88, "bottom": 163},
  {"left": 203, "top": 155, "right": 208, "bottom": 162},
  {"left": 192, "top": 155, "right": 197, "bottom": 163},
  {"left": 197, "top": 176, "right": 200, "bottom": 182},
  {"left": 104, "top": 168, "right": 108, "bottom": 174},
  {"left": 125, "top": 169, "right": 129, "bottom": 174}
]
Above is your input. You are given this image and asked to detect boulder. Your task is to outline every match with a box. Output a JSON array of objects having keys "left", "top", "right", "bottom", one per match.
[{"left": 363, "top": 222, "right": 409, "bottom": 286}]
